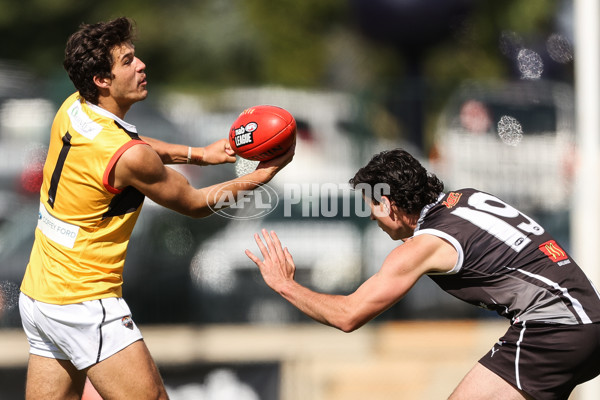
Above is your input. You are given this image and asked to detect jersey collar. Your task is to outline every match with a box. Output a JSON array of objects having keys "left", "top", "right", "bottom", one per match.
[
  {"left": 415, "top": 192, "right": 445, "bottom": 232},
  {"left": 86, "top": 101, "right": 138, "bottom": 134}
]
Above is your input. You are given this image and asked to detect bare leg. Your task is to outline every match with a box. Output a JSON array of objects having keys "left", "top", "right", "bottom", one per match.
[
  {"left": 86, "top": 339, "right": 168, "bottom": 400},
  {"left": 25, "top": 354, "right": 87, "bottom": 400},
  {"left": 448, "top": 363, "right": 534, "bottom": 400}
]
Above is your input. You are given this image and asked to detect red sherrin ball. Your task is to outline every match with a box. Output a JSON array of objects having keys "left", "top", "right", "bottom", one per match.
[{"left": 229, "top": 105, "right": 296, "bottom": 161}]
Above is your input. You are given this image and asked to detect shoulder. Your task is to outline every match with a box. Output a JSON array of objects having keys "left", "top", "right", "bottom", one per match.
[
  {"left": 119, "top": 142, "right": 162, "bottom": 173},
  {"left": 53, "top": 92, "right": 82, "bottom": 124},
  {"left": 112, "top": 141, "right": 164, "bottom": 188},
  {"left": 60, "top": 92, "right": 81, "bottom": 108},
  {"left": 418, "top": 188, "right": 480, "bottom": 227}
]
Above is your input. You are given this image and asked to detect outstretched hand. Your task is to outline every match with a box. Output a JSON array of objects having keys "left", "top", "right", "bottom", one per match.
[
  {"left": 197, "top": 138, "right": 237, "bottom": 165},
  {"left": 245, "top": 229, "right": 296, "bottom": 291}
]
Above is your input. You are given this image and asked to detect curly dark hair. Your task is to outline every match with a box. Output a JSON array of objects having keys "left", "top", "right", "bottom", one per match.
[
  {"left": 349, "top": 148, "right": 444, "bottom": 215},
  {"left": 63, "top": 17, "right": 136, "bottom": 104}
]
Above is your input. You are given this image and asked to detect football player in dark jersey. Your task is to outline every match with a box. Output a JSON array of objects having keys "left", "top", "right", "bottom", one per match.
[{"left": 247, "top": 148, "right": 600, "bottom": 400}]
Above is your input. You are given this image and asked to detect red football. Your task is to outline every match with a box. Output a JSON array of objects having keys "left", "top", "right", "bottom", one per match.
[{"left": 229, "top": 105, "right": 296, "bottom": 161}]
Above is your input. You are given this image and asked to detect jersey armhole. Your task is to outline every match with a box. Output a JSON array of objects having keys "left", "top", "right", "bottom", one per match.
[
  {"left": 103, "top": 140, "right": 149, "bottom": 194},
  {"left": 413, "top": 228, "right": 464, "bottom": 274}
]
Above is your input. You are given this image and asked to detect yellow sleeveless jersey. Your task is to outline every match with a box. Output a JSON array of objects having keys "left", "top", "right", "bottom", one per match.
[{"left": 21, "top": 92, "right": 148, "bottom": 304}]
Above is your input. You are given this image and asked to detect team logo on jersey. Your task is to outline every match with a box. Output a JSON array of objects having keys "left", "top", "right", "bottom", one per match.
[
  {"left": 443, "top": 192, "right": 462, "bottom": 208},
  {"left": 539, "top": 240, "right": 569, "bottom": 263},
  {"left": 121, "top": 316, "right": 134, "bottom": 330}
]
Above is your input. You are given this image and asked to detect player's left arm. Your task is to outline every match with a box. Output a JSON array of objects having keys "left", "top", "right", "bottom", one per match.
[
  {"left": 246, "top": 230, "right": 457, "bottom": 332},
  {"left": 140, "top": 136, "right": 237, "bottom": 166},
  {"left": 113, "top": 142, "right": 293, "bottom": 218}
]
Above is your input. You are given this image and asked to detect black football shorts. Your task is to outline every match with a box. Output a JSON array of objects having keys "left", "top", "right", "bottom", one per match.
[{"left": 478, "top": 321, "right": 600, "bottom": 400}]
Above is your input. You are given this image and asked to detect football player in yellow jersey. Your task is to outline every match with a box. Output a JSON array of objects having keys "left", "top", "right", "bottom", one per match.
[{"left": 19, "top": 17, "right": 293, "bottom": 400}]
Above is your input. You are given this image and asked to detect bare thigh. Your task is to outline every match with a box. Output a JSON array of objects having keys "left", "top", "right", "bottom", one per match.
[
  {"left": 448, "top": 363, "right": 534, "bottom": 400},
  {"left": 25, "top": 354, "right": 87, "bottom": 400},
  {"left": 86, "top": 339, "right": 168, "bottom": 400}
]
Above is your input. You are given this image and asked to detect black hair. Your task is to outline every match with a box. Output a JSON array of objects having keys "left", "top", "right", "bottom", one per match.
[
  {"left": 63, "top": 17, "right": 136, "bottom": 104},
  {"left": 349, "top": 148, "right": 444, "bottom": 215}
]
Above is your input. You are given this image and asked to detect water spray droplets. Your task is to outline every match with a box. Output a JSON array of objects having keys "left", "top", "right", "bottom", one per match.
[
  {"left": 164, "top": 226, "right": 194, "bottom": 256},
  {"left": 235, "top": 158, "right": 259, "bottom": 177},
  {"left": 546, "top": 34, "right": 574, "bottom": 64},
  {"left": 499, "top": 31, "right": 524, "bottom": 58},
  {"left": 499, "top": 30, "right": 574, "bottom": 81},
  {"left": 0, "top": 281, "right": 20, "bottom": 313},
  {"left": 497, "top": 116, "right": 523, "bottom": 146},
  {"left": 517, "top": 49, "right": 544, "bottom": 80}
]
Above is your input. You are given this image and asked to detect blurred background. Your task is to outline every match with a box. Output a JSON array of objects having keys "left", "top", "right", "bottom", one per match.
[{"left": 0, "top": 0, "right": 591, "bottom": 399}]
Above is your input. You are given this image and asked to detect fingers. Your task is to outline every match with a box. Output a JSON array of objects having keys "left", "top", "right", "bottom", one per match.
[
  {"left": 261, "top": 229, "right": 277, "bottom": 255},
  {"left": 201, "top": 139, "right": 237, "bottom": 165},
  {"left": 247, "top": 230, "right": 287, "bottom": 265},
  {"left": 244, "top": 249, "right": 261, "bottom": 265},
  {"left": 223, "top": 141, "right": 237, "bottom": 162},
  {"left": 268, "top": 230, "right": 287, "bottom": 261},
  {"left": 261, "top": 229, "right": 289, "bottom": 266},
  {"left": 248, "top": 230, "right": 295, "bottom": 287},
  {"left": 283, "top": 247, "right": 294, "bottom": 265},
  {"left": 253, "top": 232, "right": 271, "bottom": 262},
  {"left": 224, "top": 141, "right": 236, "bottom": 156},
  {"left": 256, "top": 143, "right": 295, "bottom": 169}
]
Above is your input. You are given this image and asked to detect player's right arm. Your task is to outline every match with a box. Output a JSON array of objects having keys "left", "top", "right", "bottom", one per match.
[
  {"left": 246, "top": 229, "right": 457, "bottom": 332},
  {"left": 112, "top": 142, "right": 293, "bottom": 218}
]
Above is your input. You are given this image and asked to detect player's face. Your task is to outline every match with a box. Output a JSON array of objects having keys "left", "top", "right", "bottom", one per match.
[
  {"left": 367, "top": 196, "right": 415, "bottom": 241},
  {"left": 108, "top": 42, "right": 148, "bottom": 107}
]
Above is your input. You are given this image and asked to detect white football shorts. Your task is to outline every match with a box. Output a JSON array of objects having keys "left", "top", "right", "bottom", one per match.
[{"left": 19, "top": 292, "right": 143, "bottom": 370}]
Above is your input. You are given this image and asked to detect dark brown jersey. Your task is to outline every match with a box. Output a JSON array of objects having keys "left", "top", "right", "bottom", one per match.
[{"left": 415, "top": 188, "right": 600, "bottom": 325}]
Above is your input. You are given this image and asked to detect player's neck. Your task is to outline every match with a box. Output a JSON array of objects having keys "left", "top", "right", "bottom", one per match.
[{"left": 95, "top": 96, "right": 131, "bottom": 120}]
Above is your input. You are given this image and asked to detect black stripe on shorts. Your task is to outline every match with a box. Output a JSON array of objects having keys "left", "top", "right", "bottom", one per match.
[{"left": 96, "top": 299, "right": 107, "bottom": 364}]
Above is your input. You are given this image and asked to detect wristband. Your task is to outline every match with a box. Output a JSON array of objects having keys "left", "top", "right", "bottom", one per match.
[{"left": 187, "top": 146, "right": 192, "bottom": 164}]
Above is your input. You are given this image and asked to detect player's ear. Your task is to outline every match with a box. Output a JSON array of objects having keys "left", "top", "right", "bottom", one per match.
[
  {"left": 381, "top": 196, "right": 392, "bottom": 212},
  {"left": 382, "top": 196, "right": 404, "bottom": 220},
  {"left": 93, "top": 75, "right": 111, "bottom": 89},
  {"left": 380, "top": 196, "right": 392, "bottom": 215}
]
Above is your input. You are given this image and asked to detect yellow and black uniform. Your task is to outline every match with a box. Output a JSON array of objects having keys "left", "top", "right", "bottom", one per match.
[{"left": 21, "top": 92, "right": 148, "bottom": 304}]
